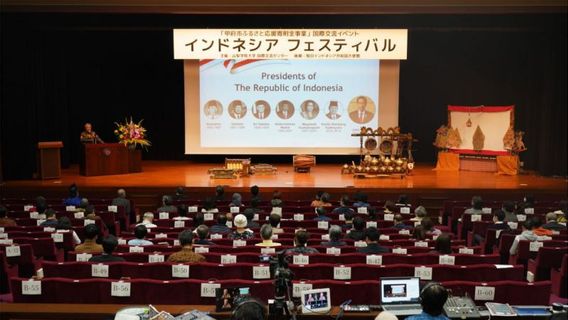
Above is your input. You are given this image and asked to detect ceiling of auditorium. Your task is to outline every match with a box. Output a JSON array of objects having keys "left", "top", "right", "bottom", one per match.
[{"left": 1, "top": 0, "right": 566, "bottom": 14}]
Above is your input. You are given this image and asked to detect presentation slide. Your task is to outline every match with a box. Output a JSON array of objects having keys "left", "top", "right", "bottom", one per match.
[{"left": 199, "top": 59, "right": 379, "bottom": 148}]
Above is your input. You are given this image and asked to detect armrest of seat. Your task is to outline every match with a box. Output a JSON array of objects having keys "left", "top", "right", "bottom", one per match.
[{"left": 527, "top": 258, "right": 538, "bottom": 274}]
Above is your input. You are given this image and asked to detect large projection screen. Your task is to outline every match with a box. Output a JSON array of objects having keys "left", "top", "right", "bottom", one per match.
[{"left": 184, "top": 59, "right": 400, "bottom": 155}]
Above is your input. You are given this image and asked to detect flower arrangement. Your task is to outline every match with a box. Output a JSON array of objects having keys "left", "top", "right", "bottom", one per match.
[{"left": 114, "top": 118, "right": 151, "bottom": 150}]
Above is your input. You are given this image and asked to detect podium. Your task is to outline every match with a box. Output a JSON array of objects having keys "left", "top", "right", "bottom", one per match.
[
  {"left": 37, "top": 141, "right": 64, "bottom": 179},
  {"left": 80, "top": 143, "right": 142, "bottom": 176}
]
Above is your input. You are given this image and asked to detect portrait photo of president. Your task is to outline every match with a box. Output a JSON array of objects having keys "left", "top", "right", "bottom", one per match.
[
  {"left": 300, "top": 100, "right": 319, "bottom": 120},
  {"left": 276, "top": 100, "right": 295, "bottom": 120},
  {"left": 325, "top": 101, "right": 341, "bottom": 120},
  {"left": 252, "top": 100, "right": 271, "bottom": 120},
  {"left": 348, "top": 96, "right": 376, "bottom": 124},
  {"left": 228, "top": 100, "right": 247, "bottom": 120},
  {"left": 203, "top": 100, "right": 223, "bottom": 120}
]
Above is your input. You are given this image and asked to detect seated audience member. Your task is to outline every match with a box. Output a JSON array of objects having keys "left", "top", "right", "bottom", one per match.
[
  {"left": 231, "top": 299, "right": 266, "bottom": 320},
  {"left": 35, "top": 196, "right": 47, "bottom": 214},
  {"left": 270, "top": 190, "right": 284, "bottom": 207},
  {"left": 382, "top": 200, "right": 397, "bottom": 214},
  {"left": 192, "top": 212, "right": 205, "bottom": 231},
  {"left": 421, "top": 217, "right": 442, "bottom": 236},
  {"left": 314, "top": 207, "right": 332, "bottom": 221},
  {"left": 63, "top": 184, "right": 81, "bottom": 206},
  {"left": 341, "top": 211, "right": 354, "bottom": 230},
  {"left": 56, "top": 216, "right": 81, "bottom": 245},
  {"left": 347, "top": 216, "right": 366, "bottom": 241},
  {"left": 127, "top": 225, "right": 153, "bottom": 246},
  {"left": 407, "top": 283, "right": 449, "bottom": 320},
  {"left": 502, "top": 201, "right": 517, "bottom": 222},
  {"left": 174, "top": 205, "right": 191, "bottom": 220},
  {"left": 0, "top": 206, "right": 16, "bottom": 227},
  {"left": 111, "top": 188, "right": 131, "bottom": 216},
  {"left": 173, "top": 186, "right": 187, "bottom": 201},
  {"left": 85, "top": 205, "right": 101, "bottom": 221},
  {"left": 137, "top": 212, "right": 157, "bottom": 228},
  {"left": 532, "top": 216, "right": 554, "bottom": 236},
  {"left": 194, "top": 225, "right": 215, "bottom": 245},
  {"left": 509, "top": 219, "right": 539, "bottom": 255},
  {"left": 556, "top": 200, "right": 567, "bottom": 223},
  {"left": 332, "top": 195, "right": 355, "bottom": 216},
  {"left": 40, "top": 209, "right": 58, "bottom": 228},
  {"left": 284, "top": 230, "right": 319, "bottom": 254},
  {"left": 201, "top": 197, "right": 219, "bottom": 213},
  {"left": 412, "top": 225, "right": 427, "bottom": 241},
  {"left": 393, "top": 214, "right": 411, "bottom": 229},
  {"left": 210, "top": 214, "right": 231, "bottom": 234},
  {"left": 229, "top": 214, "right": 254, "bottom": 240},
  {"left": 157, "top": 195, "right": 177, "bottom": 213},
  {"left": 522, "top": 194, "right": 535, "bottom": 209},
  {"left": 88, "top": 235, "right": 125, "bottom": 262},
  {"left": 395, "top": 194, "right": 411, "bottom": 207},
  {"left": 76, "top": 198, "right": 90, "bottom": 212},
  {"left": 243, "top": 200, "right": 261, "bottom": 229},
  {"left": 431, "top": 233, "right": 452, "bottom": 254},
  {"left": 75, "top": 224, "right": 103, "bottom": 254},
  {"left": 167, "top": 230, "right": 206, "bottom": 263},
  {"left": 542, "top": 212, "right": 567, "bottom": 231},
  {"left": 411, "top": 206, "right": 428, "bottom": 222},
  {"left": 255, "top": 224, "right": 282, "bottom": 247},
  {"left": 230, "top": 193, "right": 244, "bottom": 208},
  {"left": 353, "top": 192, "right": 371, "bottom": 208},
  {"left": 214, "top": 185, "right": 225, "bottom": 202},
  {"left": 315, "top": 192, "right": 333, "bottom": 207},
  {"left": 321, "top": 225, "right": 347, "bottom": 246},
  {"left": 462, "top": 196, "right": 484, "bottom": 219},
  {"left": 310, "top": 190, "right": 325, "bottom": 207},
  {"left": 473, "top": 209, "right": 511, "bottom": 245},
  {"left": 357, "top": 227, "right": 389, "bottom": 254},
  {"left": 250, "top": 185, "right": 262, "bottom": 202},
  {"left": 268, "top": 214, "right": 284, "bottom": 234}
]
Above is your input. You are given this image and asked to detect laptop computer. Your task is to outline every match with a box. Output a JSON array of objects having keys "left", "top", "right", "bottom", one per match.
[{"left": 380, "top": 277, "right": 423, "bottom": 316}]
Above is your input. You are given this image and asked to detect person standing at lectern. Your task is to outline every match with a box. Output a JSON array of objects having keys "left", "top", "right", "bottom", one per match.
[{"left": 80, "top": 123, "right": 104, "bottom": 144}]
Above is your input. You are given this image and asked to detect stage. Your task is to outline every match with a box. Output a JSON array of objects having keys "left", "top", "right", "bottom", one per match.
[{"left": 2, "top": 162, "right": 566, "bottom": 210}]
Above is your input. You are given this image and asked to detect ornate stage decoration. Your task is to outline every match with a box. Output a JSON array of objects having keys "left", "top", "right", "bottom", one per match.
[
  {"left": 503, "top": 126, "right": 527, "bottom": 153},
  {"left": 114, "top": 118, "right": 151, "bottom": 150},
  {"left": 433, "top": 125, "right": 462, "bottom": 150},
  {"left": 208, "top": 158, "right": 277, "bottom": 178},
  {"left": 343, "top": 126, "right": 416, "bottom": 178},
  {"left": 472, "top": 125, "right": 485, "bottom": 151}
]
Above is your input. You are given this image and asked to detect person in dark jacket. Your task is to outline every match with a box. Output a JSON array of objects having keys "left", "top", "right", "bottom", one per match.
[
  {"left": 357, "top": 227, "right": 389, "bottom": 254},
  {"left": 88, "top": 236, "right": 125, "bottom": 262}
]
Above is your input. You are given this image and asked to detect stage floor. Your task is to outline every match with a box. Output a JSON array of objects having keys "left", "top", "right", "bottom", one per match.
[{"left": 3, "top": 161, "right": 566, "bottom": 193}]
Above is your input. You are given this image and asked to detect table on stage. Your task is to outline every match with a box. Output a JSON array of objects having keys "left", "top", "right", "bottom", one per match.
[
  {"left": 435, "top": 151, "right": 519, "bottom": 175},
  {"left": 80, "top": 143, "right": 142, "bottom": 176}
]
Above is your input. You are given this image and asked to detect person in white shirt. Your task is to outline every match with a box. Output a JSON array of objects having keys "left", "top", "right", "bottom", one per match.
[
  {"left": 137, "top": 212, "right": 157, "bottom": 228},
  {"left": 127, "top": 225, "right": 153, "bottom": 246},
  {"left": 509, "top": 219, "right": 538, "bottom": 255}
]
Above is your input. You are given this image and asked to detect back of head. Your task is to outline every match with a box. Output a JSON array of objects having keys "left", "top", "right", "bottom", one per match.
[
  {"left": 272, "top": 190, "right": 282, "bottom": 201},
  {"left": 0, "top": 206, "right": 7, "bottom": 218},
  {"left": 196, "top": 225, "right": 209, "bottom": 240},
  {"left": 413, "top": 225, "right": 426, "bottom": 240},
  {"left": 472, "top": 196, "right": 483, "bottom": 210},
  {"left": 102, "top": 235, "right": 119, "bottom": 254},
  {"left": 397, "top": 194, "right": 409, "bottom": 205},
  {"left": 329, "top": 225, "right": 342, "bottom": 241},
  {"left": 57, "top": 216, "right": 72, "bottom": 230},
  {"left": 117, "top": 188, "right": 126, "bottom": 198},
  {"left": 179, "top": 229, "right": 194, "bottom": 246},
  {"left": 84, "top": 223, "right": 99, "bottom": 240},
  {"left": 530, "top": 216, "right": 542, "bottom": 229},
  {"left": 79, "top": 198, "right": 90, "bottom": 209},
  {"left": 421, "top": 217, "right": 434, "bottom": 232},
  {"left": 162, "top": 195, "right": 173, "bottom": 206},
  {"left": 232, "top": 300, "right": 266, "bottom": 320},
  {"left": 365, "top": 227, "right": 380, "bottom": 242},
  {"left": 232, "top": 193, "right": 242, "bottom": 205},
  {"left": 295, "top": 230, "right": 310, "bottom": 247},
  {"left": 502, "top": 201, "right": 515, "bottom": 213},
  {"left": 203, "top": 197, "right": 216, "bottom": 210},
  {"left": 315, "top": 190, "right": 324, "bottom": 200},
  {"left": 85, "top": 205, "right": 95, "bottom": 216},
  {"left": 260, "top": 224, "right": 273, "bottom": 241},
  {"left": 340, "top": 195, "right": 350, "bottom": 206},
  {"left": 320, "top": 192, "right": 331, "bottom": 203},
  {"left": 353, "top": 216, "right": 365, "bottom": 231},
  {"left": 414, "top": 206, "right": 427, "bottom": 218},
  {"left": 45, "top": 208, "right": 56, "bottom": 219},
  {"left": 134, "top": 224, "right": 148, "bottom": 239},
  {"left": 36, "top": 196, "right": 47, "bottom": 213},
  {"left": 217, "top": 213, "right": 228, "bottom": 225},
  {"left": 394, "top": 214, "right": 404, "bottom": 224},
  {"left": 384, "top": 201, "right": 396, "bottom": 212},
  {"left": 216, "top": 185, "right": 225, "bottom": 196},
  {"left": 420, "top": 283, "right": 448, "bottom": 316},
  {"left": 250, "top": 185, "right": 260, "bottom": 196},
  {"left": 358, "top": 192, "right": 368, "bottom": 203},
  {"left": 494, "top": 209, "right": 506, "bottom": 222},
  {"left": 176, "top": 186, "right": 185, "bottom": 196},
  {"left": 177, "top": 204, "right": 188, "bottom": 217},
  {"left": 344, "top": 211, "right": 354, "bottom": 222},
  {"left": 69, "top": 184, "right": 78, "bottom": 198},
  {"left": 269, "top": 214, "right": 280, "bottom": 228},
  {"left": 193, "top": 212, "right": 204, "bottom": 227},
  {"left": 434, "top": 233, "right": 452, "bottom": 254},
  {"left": 250, "top": 198, "right": 260, "bottom": 209},
  {"left": 143, "top": 212, "right": 154, "bottom": 222},
  {"left": 524, "top": 194, "right": 535, "bottom": 206},
  {"left": 523, "top": 219, "right": 534, "bottom": 230},
  {"left": 546, "top": 212, "right": 557, "bottom": 223}
]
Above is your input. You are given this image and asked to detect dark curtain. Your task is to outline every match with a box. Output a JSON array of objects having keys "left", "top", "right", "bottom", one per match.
[{"left": 1, "top": 13, "right": 566, "bottom": 179}]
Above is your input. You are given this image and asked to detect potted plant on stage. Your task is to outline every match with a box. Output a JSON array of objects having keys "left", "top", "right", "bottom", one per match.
[{"left": 114, "top": 118, "right": 150, "bottom": 173}]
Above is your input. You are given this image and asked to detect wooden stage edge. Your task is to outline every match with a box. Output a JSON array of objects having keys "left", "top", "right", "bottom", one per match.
[{"left": 2, "top": 161, "right": 566, "bottom": 200}]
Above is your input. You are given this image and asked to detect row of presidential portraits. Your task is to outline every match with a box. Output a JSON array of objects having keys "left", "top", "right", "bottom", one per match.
[{"left": 202, "top": 96, "right": 377, "bottom": 124}]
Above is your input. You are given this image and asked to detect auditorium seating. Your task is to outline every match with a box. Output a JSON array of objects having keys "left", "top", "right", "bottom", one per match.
[
  {"left": 442, "top": 280, "right": 552, "bottom": 305},
  {"left": 527, "top": 247, "right": 568, "bottom": 281},
  {"left": 550, "top": 254, "right": 568, "bottom": 298}
]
